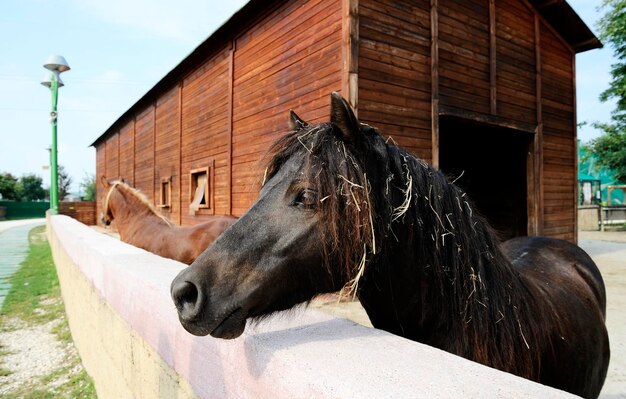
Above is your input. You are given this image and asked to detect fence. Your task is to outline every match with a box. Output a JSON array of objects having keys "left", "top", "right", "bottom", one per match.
[
  {"left": 58, "top": 201, "right": 96, "bottom": 225},
  {"left": 47, "top": 215, "right": 575, "bottom": 398},
  {"left": 0, "top": 200, "right": 49, "bottom": 220},
  {"left": 578, "top": 205, "right": 626, "bottom": 231}
]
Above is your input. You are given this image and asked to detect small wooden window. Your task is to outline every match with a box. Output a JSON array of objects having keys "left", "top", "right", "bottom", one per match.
[
  {"left": 189, "top": 167, "right": 211, "bottom": 215},
  {"left": 159, "top": 178, "right": 171, "bottom": 209}
]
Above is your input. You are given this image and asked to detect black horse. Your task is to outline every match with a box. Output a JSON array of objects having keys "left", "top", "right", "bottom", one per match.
[{"left": 171, "top": 92, "right": 609, "bottom": 398}]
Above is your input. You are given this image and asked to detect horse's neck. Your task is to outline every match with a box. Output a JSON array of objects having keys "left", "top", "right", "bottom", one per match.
[
  {"left": 112, "top": 191, "right": 167, "bottom": 237},
  {"left": 360, "top": 154, "right": 525, "bottom": 345}
]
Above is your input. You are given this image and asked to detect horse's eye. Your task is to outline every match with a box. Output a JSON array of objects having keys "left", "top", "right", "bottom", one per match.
[{"left": 294, "top": 189, "right": 318, "bottom": 209}]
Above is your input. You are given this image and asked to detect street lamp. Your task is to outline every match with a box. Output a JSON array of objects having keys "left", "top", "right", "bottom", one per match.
[{"left": 41, "top": 55, "right": 70, "bottom": 214}]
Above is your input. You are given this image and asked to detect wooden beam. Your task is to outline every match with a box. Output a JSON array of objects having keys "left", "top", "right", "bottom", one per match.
[
  {"left": 533, "top": 13, "right": 544, "bottom": 236},
  {"left": 489, "top": 0, "right": 497, "bottom": 115},
  {"left": 152, "top": 102, "right": 156, "bottom": 202},
  {"left": 342, "top": 0, "right": 359, "bottom": 113},
  {"left": 132, "top": 118, "right": 136, "bottom": 188},
  {"left": 533, "top": 0, "right": 564, "bottom": 10},
  {"left": 227, "top": 39, "right": 235, "bottom": 216},
  {"left": 178, "top": 82, "right": 183, "bottom": 225},
  {"left": 431, "top": 0, "right": 439, "bottom": 168},
  {"left": 572, "top": 50, "right": 578, "bottom": 243},
  {"left": 439, "top": 105, "right": 537, "bottom": 135}
]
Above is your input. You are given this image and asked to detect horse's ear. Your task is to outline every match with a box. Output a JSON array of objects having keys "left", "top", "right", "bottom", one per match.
[
  {"left": 330, "top": 92, "right": 359, "bottom": 143},
  {"left": 100, "top": 175, "right": 110, "bottom": 189},
  {"left": 289, "top": 110, "right": 308, "bottom": 130}
]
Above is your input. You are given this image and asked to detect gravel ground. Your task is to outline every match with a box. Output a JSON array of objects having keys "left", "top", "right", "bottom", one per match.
[{"left": 0, "top": 318, "right": 74, "bottom": 394}]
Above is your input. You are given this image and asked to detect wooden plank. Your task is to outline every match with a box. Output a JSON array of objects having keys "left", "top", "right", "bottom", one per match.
[
  {"left": 134, "top": 106, "right": 155, "bottom": 198},
  {"left": 105, "top": 133, "right": 119, "bottom": 179},
  {"left": 431, "top": 0, "right": 440, "bottom": 168},
  {"left": 154, "top": 85, "right": 180, "bottom": 220},
  {"left": 489, "top": 0, "right": 496, "bottom": 115},
  {"left": 438, "top": 104, "right": 537, "bottom": 134},
  {"left": 228, "top": 41, "right": 234, "bottom": 216},
  {"left": 235, "top": 0, "right": 331, "bottom": 66},
  {"left": 342, "top": 0, "right": 359, "bottom": 110},
  {"left": 234, "top": 0, "right": 340, "bottom": 82},
  {"left": 534, "top": 12, "right": 544, "bottom": 236},
  {"left": 178, "top": 82, "right": 183, "bottom": 224},
  {"left": 359, "top": 4, "right": 430, "bottom": 49},
  {"left": 233, "top": 48, "right": 342, "bottom": 120}
]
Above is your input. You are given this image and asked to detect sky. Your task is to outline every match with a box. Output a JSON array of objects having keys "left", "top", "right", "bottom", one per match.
[{"left": 0, "top": 0, "right": 617, "bottom": 195}]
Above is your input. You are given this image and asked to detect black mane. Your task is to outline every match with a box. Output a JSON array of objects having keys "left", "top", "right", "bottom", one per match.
[{"left": 266, "top": 121, "right": 543, "bottom": 378}]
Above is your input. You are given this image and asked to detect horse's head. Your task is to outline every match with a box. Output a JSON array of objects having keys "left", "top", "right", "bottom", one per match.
[
  {"left": 171, "top": 92, "right": 383, "bottom": 339},
  {"left": 99, "top": 176, "right": 117, "bottom": 226}
]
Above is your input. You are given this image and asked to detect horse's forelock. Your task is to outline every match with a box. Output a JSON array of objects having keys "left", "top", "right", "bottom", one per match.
[{"left": 266, "top": 124, "right": 376, "bottom": 293}]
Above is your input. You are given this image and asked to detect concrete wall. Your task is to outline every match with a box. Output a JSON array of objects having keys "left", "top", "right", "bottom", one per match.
[{"left": 47, "top": 215, "right": 576, "bottom": 398}]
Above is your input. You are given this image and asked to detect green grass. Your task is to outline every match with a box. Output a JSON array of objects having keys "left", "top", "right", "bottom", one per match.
[
  {"left": 1, "top": 227, "right": 61, "bottom": 324},
  {"left": 0, "top": 225, "right": 96, "bottom": 398}
]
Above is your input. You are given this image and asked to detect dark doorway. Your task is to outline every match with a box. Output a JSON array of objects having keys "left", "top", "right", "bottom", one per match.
[{"left": 439, "top": 118, "right": 532, "bottom": 241}]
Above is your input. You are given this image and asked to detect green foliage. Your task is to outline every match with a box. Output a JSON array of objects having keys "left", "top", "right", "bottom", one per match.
[
  {"left": 587, "top": 1, "right": 626, "bottom": 184},
  {"left": 79, "top": 173, "right": 96, "bottom": 201},
  {"left": 17, "top": 174, "right": 46, "bottom": 201},
  {"left": 0, "top": 172, "right": 19, "bottom": 200},
  {"left": 590, "top": 121, "right": 626, "bottom": 183},
  {"left": 57, "top": 165, "right": 73, "bottom": 201},
  {"left": 598, "top": 0, "right": 626, "bottom": 112},
  {"left": 0, "top": 172, "right": 47, "bottom": 202}
]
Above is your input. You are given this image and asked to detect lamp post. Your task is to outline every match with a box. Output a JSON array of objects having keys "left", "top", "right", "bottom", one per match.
[{"left": 41, "top": 55, "right": 70, "bottom": 214}]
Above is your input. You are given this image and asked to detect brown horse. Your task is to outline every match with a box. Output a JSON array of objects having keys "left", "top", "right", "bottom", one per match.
[
  {"left": 171, "top": 93, "right": 609, "bottom": 398},
  {"left": 100, "top": 178, "right": 236, "bottom": 264}
]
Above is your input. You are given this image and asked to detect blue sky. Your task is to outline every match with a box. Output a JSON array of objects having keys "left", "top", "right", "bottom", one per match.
[{"left": 0, "top": 0, "right": 617, "bottom": 194}]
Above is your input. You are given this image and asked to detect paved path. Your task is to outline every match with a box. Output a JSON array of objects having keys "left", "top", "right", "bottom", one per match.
[
  {"left": 579, "top": 231, "right": 626, "bottom": 399},
  {"left": 0, "top": 219, "right": 45, "bottom": 308}
]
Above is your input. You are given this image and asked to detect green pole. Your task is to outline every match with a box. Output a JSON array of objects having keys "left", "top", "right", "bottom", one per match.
[{"left": 50, "top": 73, "right": 59, "bottom": 214}]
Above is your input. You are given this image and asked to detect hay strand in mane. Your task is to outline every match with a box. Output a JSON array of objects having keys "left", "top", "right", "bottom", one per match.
[{"left": 264, "top": 120, "right": 543, "bottom": 380}]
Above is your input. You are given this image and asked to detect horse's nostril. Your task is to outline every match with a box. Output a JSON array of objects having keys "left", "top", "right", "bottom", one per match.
[{"left": 172, "top": 280, "right": 200, "bottom": 318}]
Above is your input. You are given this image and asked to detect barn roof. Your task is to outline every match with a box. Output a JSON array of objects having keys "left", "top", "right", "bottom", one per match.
[
  {"left": 529, "top": 0, "right": 602, "bottom": 53},
  {"left": 90, "top": 0, "right": 601, "bottom": 147}
]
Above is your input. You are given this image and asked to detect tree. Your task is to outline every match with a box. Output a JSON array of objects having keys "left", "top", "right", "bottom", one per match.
[
  {"left": 588, "top": 0, "right": 626, "bottom": 183},
  {"left": 17, "top": 174, "right": 46, "bottom": 201},
  {"left": 57, "top": 165, "right": 73, "bottom": 201},
  {"left": 80, "top": 173, "right": 96, "bottom": 201},
  {"left": 0, "top": 172, "right": 20, "bottom": 200}
]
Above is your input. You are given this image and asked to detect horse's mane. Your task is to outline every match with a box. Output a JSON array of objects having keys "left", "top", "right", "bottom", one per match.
[
  {"left": 266, "top": 122, "right": 544, "bottom": 379},
  {"left": 108, "top": 180, "right": 173, "bottom": 226},
  {"left": 266, "top": 123, "right": 376, "bottom": 294}
]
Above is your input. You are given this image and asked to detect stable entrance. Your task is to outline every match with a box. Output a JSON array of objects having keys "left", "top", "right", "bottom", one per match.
[{"left": 439, "top": 118, "right": 533, "bottom": 241}]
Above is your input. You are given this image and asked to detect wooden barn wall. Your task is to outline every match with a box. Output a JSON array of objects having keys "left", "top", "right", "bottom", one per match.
[
  {"left": 357, "top": 0, "right": 432, "bottom": 162},
  {"left": 180, "top": 46, "right": 231, "bottom": 224},
  {"left": 134, "top": 108, "right": 155, "bottom": 201},
  {"left": 119, "top": 123, "right": 135, "bottom": 186},
  {"left": 540, "top": 22, "right": 576, "bottom": 241},
  {"left": 96, "top": 143, "right": 106, "bottom": 223},
  {"left": 155, "top": 86, "right": 181, "bottom": 224},
  {"left": 495, "top": 0, "right": 536, "bottom": 124},
  {"left": 438, "top": 0, "right": 491, "bottom": 116},
  {"left": 231, "top": 0, "right": 343, "bottom": 215},
  {"left": 105, "top": 133, "right": 119, "bottom": 180},
  {"left": 93, "top": 0, "right": 580, "bottom": 239}
]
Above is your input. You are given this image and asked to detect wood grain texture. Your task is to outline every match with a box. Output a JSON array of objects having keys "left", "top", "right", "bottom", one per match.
[{"left": 92, "top": 0, "right": 580, "bottom": 239}]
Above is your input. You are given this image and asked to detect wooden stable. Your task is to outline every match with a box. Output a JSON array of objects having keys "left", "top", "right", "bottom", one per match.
[{"left": 92, "top": 0, "right": 600, "bottom": 242}]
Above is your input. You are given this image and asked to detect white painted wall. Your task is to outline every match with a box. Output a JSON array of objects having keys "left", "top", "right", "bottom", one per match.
[{"left": 48, "top": 215, "right": 575, "bottom": 398}]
